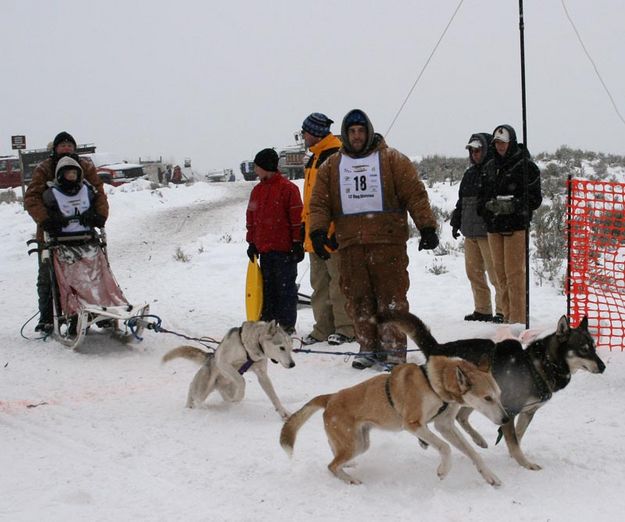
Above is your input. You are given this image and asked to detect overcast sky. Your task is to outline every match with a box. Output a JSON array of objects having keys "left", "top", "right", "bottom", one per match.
[{"left": 2, "top": 0, "right": 624, "bottom": 172}]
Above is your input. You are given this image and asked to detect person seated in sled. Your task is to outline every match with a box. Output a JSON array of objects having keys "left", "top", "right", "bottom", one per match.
[
  {"left": 24, "top": 131, "right": 109, "bottom": 333},
  {"left": 42, "top": 156, "right": 106, "bottom": 236}
]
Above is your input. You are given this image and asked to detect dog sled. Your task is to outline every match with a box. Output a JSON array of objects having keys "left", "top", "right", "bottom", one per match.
[{"left": 28, "top": 229, "right": 149, "bottom": 350}]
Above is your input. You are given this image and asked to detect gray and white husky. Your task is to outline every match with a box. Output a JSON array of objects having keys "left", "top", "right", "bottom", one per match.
[{"left": 162, "top": 320, "right": 295, "bottom": 419}]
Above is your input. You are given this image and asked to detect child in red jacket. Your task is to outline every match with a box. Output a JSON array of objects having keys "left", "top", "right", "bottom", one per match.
[{"left": 246, "top": 148, "right": 304, "bottom": 333}]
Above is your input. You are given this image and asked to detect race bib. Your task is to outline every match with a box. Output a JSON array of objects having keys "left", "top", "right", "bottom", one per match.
[
  {"left": 339, "top": 152, "right": 384, "bottom": 215},
  {"left": 52, "top": 185, "right": 91, "bottom": 233}
]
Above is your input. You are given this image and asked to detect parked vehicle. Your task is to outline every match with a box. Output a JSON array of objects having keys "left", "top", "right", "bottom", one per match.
[
  {"left": 96, "top": 163, "right": 146, "bottom": 186},
  {"left": 278, "top": 132, "right": 307, "bottom": 180},
  {"left": 240, "top": 161, "right": 256, "bottom": 181},
  {"left": 76, "top": 152, "right": 146, "bottom": 186},
  {"left": 0, "top": 155, "right": 21, "bottom": 189},
  {"left": 240, "top": 132, "right": 308, "bottom": 182},
  {"left": 205, "top": 168, "right": 234, "bottom": 183}
]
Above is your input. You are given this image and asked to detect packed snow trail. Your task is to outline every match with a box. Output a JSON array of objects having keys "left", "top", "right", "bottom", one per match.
[{"left": 1, "top": 180, "right": 624, "bottom": 522}]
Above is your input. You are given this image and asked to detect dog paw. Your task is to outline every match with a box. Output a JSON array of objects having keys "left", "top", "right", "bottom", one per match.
[
  {"left": 278, "top": 409, "right": 291, "bottom": 420},
  {"left": 482, "top": 470, "right": 502, "bottom": 487},
  {"left": 512, "top": 454, "right": 542, "bottom": 471},
  {"left": 333, "top": 469, "right": 362, "bottom": 485},
  {"left": 473, "top": 436, "right": 488, "bottom": 449}
]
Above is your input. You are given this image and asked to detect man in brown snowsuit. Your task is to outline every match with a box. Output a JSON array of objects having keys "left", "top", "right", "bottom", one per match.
[{"left": 309, "top": 109, "right": 438, "bottom": 369}]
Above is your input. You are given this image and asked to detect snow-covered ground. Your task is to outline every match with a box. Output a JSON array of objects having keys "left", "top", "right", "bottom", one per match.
[{"left": 1, "top": 179, "right": 623, "bottom": 522}]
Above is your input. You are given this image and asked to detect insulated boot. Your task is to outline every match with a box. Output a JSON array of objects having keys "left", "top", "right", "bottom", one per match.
[
  {"left": 302, "top": 334, "right": 322, "bottom": 346},
  {"left": 327, "top": 333, "right": 355, "bottom": 346},
  {"left": 464, "top": 311, "right": 493, "bottom": 322},
  {"left": 35, "top": 321, "right": 53, "bottom": 334},
  {"left": 351, "top": 354, "right": 379, "bottom": 370}
]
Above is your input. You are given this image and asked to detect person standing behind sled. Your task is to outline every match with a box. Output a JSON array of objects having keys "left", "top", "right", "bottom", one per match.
[
  {"left": 24, "top": 131, "right": 109, "bottom": 333},
  {"left": 478, "top": 124, "right": 542, "bottom": 325},
  {"left": 246, "top": 148, "right": 304, "bottom": 335},
  {"left": 450, "top": 133, "right": 504, "bottom": 324},
  {"left": 300, "top": 113, "right": 355, "bottom": 347},
  {"left": 309, "top": 109, "right": 439, "bottom": 370}
]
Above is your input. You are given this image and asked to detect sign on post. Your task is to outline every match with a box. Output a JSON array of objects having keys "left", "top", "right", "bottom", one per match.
[{"left": 11, "top": 135, "right": 26, "bottom": 150}]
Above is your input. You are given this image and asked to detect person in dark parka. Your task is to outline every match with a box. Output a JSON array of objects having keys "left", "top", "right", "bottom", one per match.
[
  {"left": 478, "top": 124, "right": 542, "bottom": 325},
  {"left": 450, "top": 132, "right": 503, "bottom": 323}
]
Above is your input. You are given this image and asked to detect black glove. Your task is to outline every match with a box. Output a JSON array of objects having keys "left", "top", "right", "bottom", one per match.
[
  {"left": 451, "top": 226, "right": 460, "bottom": 240},
  {"left": 327, "top": 233, "right": 339, "bottom": 250},
  {"left": 310, "top": 230, "right": 331, "bottom": 260},
  {"left": 289, "top": 242, "right": 305, "bottom": 263},
  {"left": 41, "top": 211, "right": 68, "bottom": 235},
  {"left": 79, "top": 208, "right": 106, "bottom": 228},
  {"left": 247, "top": 243, "right": 259, "bottom": 262},
  {"left": 418, "top": 227, "right": 439, "bottom": 251}
]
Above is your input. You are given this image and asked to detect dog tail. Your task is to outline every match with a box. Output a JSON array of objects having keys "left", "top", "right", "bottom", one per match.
[
  {"left": 387, "top": 312, "right": 440, "bottom": 357},
  {"left": 280, "top": 394, "right": 331, "bottom": 457},
  {"left": 161, "top": 346, "right": 211, "bottom": 365}
]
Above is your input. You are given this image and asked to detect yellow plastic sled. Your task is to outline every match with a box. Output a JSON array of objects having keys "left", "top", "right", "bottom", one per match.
[{"left": 245, "top": 257, "right": 263, "bottom": 321}]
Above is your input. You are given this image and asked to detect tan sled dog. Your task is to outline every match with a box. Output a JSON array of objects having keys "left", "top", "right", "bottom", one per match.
[
  {"left": 280, "top": 358, "right": 508, "bottom": 486},
  {"left": 162, "top": 320, "right": 295, "bottom": 419}
]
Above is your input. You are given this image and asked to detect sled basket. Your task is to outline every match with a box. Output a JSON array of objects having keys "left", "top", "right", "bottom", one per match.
[{"left": 44, "top": 230, "right": 149, "bottom": 350}]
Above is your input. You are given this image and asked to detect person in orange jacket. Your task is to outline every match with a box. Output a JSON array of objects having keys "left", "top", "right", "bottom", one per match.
[{"left": 300, "top": 113, "right": 355, "bottom": 347}]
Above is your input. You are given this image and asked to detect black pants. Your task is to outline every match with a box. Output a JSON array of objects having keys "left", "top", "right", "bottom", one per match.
[
  {"left": 37, "top": 253, "right": 53, "bottom": 323},
  {"left": 259, "top": 251, "right": 297, "bottom": 330}
]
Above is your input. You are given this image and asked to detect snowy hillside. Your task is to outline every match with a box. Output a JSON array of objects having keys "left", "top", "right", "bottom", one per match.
[{"left": 1, "top": 179, "right": 624, "bottom": 522}]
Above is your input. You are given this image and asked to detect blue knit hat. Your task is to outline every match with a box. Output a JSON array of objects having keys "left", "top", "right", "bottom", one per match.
[
  {"left": 302, "top": 113, "right": 334, "bottom": 138},
  {"left": 342, "top": 110, "right": 368, "bottom": 129}
]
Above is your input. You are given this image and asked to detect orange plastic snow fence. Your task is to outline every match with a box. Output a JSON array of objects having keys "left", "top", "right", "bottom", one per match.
[{"left": 567, "top": 178, "right": 625, "bottom": 350}]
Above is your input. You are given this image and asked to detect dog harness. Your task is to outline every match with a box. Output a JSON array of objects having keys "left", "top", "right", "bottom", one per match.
[
  {"left": 384, "top": 377, "right": 396, "bottom": 409},
  {"left": 384, "top": 365, "right": 448, "bottom": 418},
  {"left": 236, "top": 327, "right": 264, "bottom": 375},
  {"left": 529, "top": 338, "right": 571, "bottom": 396},
  {"left": 238, "top": 356, "right": 254, "bottom": 375}
]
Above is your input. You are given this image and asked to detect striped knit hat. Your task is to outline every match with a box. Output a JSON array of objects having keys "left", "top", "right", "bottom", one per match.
[{"left": 302, "top": 113, "right": 334, "bottom": 138}]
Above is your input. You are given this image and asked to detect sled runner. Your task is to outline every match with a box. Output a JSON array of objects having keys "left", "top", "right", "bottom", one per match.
[{"left": 29, "top": 229, "right": 149, "bottom": 350}]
